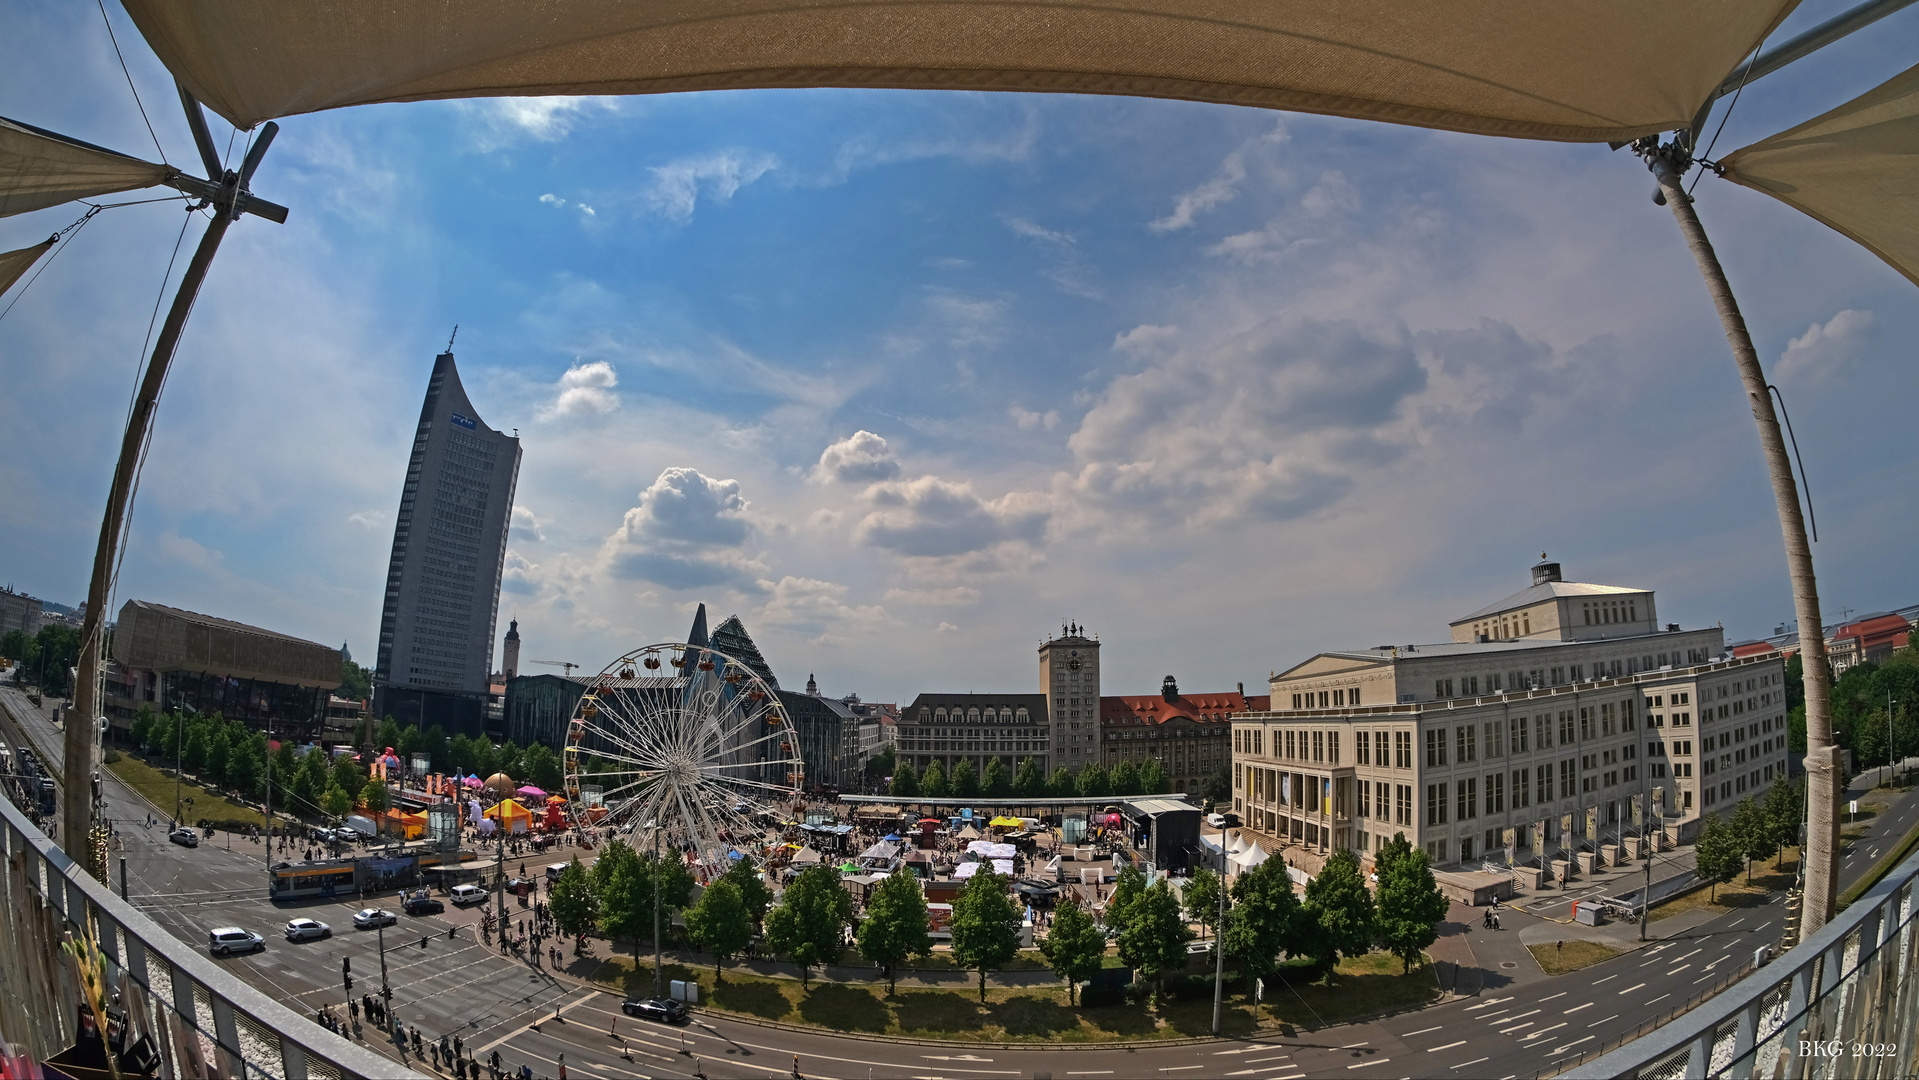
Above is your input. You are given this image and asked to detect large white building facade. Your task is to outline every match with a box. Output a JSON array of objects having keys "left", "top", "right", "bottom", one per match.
[{"left": 1233, "top": 561, "right": 1790, "bottom": 869}]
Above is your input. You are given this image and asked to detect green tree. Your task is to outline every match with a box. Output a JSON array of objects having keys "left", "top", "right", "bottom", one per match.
[
  {"left": 593, "top": 840, "right": 652, "bottom": 961},
  {"left": 447, "top": 734, "right": 478, "bottom": 778},
  {"left": 1694, "top": 813, "right": 1744, "bottom": 900},
  {"left": 1731, "top": 796, "right": 1773, "bottom": 884},
  {"left": 1110, "top": 761, "right": 1142, "bottom": 797},
  {"left": 949, "top": 870, "right": 1022, "bottom": 1002},
  {"left": 182, "top": 724, "right": 210, "bottom": 775},
  {"left": 396, "top": 723, "right": 424, "bottom": 760},
  {"left": 269, "top": 742, "right": 298, "bottom": 802},
  {"left": 891, "top": 761, "right": 920, "bottom": 799},
  {"left": 1046, "top": 767, "right": 1077, "bottom": 798},
  {"left": 1013, "top": 757, "right": 1046, "bottom": 799},
  {"left": 359, "top": 778, "right": 390, "bottom": 816},
  {"left": 549, "top": 856, "right": 599, "bottom": 943},
  {"left": 337, "top": 657, "right": 373, "bottom": 701},
  {"left": 420, "top": 723, "right": 450, "bottom": 771},
  {"left": 856, "top": 870, "right": 933, "bottom": 994},
  {"left": 685, "top": 879, "right": 755, "bottom": 980},
  {"left": 1300, "top": 849, "right": 1376, "bottom": 974},
  {"left": 864, "top": 746, "right": 896, "bottom": 778},
  {"left": 204, "top": 725, "right": 232, "bottom": 786},
  {"left": 375, "top": 716, "right": 402, "bottom": 752},
  {"left": 1223, "top": 857, "right": 1302, "bottom": 989},
  {"left": 146, "top": 711, "right": 175, "bottom": 758},
  {"left": 1118, "top": 880, "right": 1192, "bottom": 1000},
  {"left": 130, "top": 705, "right": 156, "bottom": 749},
  {"left": 1038, "top": 898, "right": 1106, "bottom": 1006},
  {"left": 1764, "top": 778, "right": 1802, "bottom": 866},
  {"left": 720, "top": 857, "right": 774, "bottom": 927},
  {"left": 521, "top": 743, "right": 564, "bottom": 792},
  {"left": 1139, "top": 758, "right": 1170, "bottom": 795},
  {"left": 1106, "top": 863, "right": 1146, "bottom": 928},
  {"left": 1202, "top": 765, "right": 1231, "bottom": 804},
  {"left": 227, "top": 734, "right": 266, "bottom": 799},
  {"left": 319, "top": 784, "right": 353, "bottom": 818},
  {"left": 1076, "top": 762, "right": 1111, "bottom": 799},
  {"left": 330, "top": 754, "right": 367, "bottom": 803},
  {"left": 950, "top": 757, "right": 980, "bottom": 799},
  {"left": 920, "top": 760, "right": 949, "bottom": 800},
  {"left": 495, "top": 740, "right": 524, "bottom": 782},
  {"left": 1373, "top": 835, "right": 1446, "bottom": 973},
  {"left": 1184, "top": 868, "right": 1223, "bottom": 939},
  {"left": 982, "top": 758, "right": 1012, "bottom": 798},
  {"left": 764, "top": 865, "right": 852, "bottom": 989}
]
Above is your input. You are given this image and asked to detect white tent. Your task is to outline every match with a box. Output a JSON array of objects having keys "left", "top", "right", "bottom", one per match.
[{"left": 1230, "top": 844, "right": 1269, "bottom": 870}]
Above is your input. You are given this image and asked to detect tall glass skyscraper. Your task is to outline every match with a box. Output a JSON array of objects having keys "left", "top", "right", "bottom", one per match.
[{"left": 373, "top": 350, "right": 521, "bottom": 734}]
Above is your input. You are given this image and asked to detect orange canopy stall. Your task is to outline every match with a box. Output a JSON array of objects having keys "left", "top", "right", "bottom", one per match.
[
  {"left": 485, "top": 798, "right": 534, "bottom": 835},
  {"left": 383, "top": 809, "right": 426, "bottom": 839}
]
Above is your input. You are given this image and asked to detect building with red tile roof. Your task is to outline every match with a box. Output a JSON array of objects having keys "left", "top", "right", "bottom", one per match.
[
  {"left": 1100, "top": 676, "right": 1258, "bottom": 797},
  {"left": 1828, "top": 613, "right": 1913, "bottom": 675}
]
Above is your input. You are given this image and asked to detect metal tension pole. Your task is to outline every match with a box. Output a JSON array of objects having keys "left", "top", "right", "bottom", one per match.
[
  {"left": 63, "top": 91, "right": 281, "bottom": 864},
  {"left": 1645, "top": 148, "right": 1841, "bottom": 935}
]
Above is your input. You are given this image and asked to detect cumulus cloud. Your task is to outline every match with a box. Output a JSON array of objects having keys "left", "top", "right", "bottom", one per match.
[
  {"left": 542, "top": 360, "right": 619, "bottom": 419},
  {"left": 1113, "top": 324, "right": 1179, "bottom": 358},
  {"left": 855, "top": 475, "right": 1050, "bottom": 558},
  {"left": 642, "top": 151, "right": 778, "bottom": 223},
  {"left": 511, "top": 505, "right": 545, "bottom": 541},
  {"left": 501, "top": 549, "right": 540, "bottom": 594},
  {"left": 348, "top": 509, "right": 387, "bottom": 529},
  {"left": 467, "top": 97, "right": 618, "bottom": 150},
  {"left": 1149, "top": 121, "right": 1286, "bottom": 232},
  {"left": 1009, "top": 406, "right": 1060, "bottom": 431},
  {"left": 1207, "top": 169, "right": 1363, "bottom": 265},
  {"left": 1064, "top": 315, "right": 1425, "bottom": 527},
  {"left": 1417, "top": 319, "right": 1562, "bottom": 430},
  {"left": 600, "top": 468, "right": 764, "bottom": 588},
  {"left": 814, "top": 431, "right": 902, "bottom": 484},
  {"left": 883, "top": 585, "right": 981, "bottom": 605},
  {"left": 753, "top": 576, "right": 890, "bottom": 638},
  {"left": 1777, "top": 309, "right": 1875, "bottom": 384}
]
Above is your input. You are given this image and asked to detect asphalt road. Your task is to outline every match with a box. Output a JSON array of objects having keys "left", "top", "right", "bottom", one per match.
[{"left": 4, "top": 683, "right": 1913, "bottom": 1080}]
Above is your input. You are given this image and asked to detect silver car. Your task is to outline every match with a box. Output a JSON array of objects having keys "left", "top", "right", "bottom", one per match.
[
  {"left": 352, "top": 907, "right": 397, "bottom": 929},
  {"left": 209, "top": 927, "right": 264, "bottom": 956},
  {"left": 284, "top": 918, "right": 331, "bottom": 941}
]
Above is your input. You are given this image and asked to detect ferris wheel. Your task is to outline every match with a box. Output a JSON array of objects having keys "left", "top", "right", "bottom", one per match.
[{"left": 562, "top": 641, "right": 804, "bottom": 880}]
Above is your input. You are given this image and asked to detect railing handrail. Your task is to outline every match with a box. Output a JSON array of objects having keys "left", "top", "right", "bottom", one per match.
[
  {"left": 1561, "top": 837, "right": 1919, "bottom": 1078},
  {"left": 0, "top": 786, "right": 421, "bottom": 1079}
]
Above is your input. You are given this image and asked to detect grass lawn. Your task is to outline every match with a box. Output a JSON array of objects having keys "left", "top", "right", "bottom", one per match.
[
  {"left": 1650, "top": 866, "right": 1793, "bottom": 922},
  {"left": 1528, "top": 939, "right": 1622, "bottom": 975},
  {"left": 579, "top": 948, "right": 1434, "bottom": 1042},
  {"left": 106, "top": 754, "right": 269, "bottom": 828}
]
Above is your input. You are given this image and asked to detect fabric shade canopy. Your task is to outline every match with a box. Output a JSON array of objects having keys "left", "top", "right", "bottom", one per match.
[
  {"left": 987, "top": 815, "right": 1022, "bottom": 828},
  {"left": 0, "top": 116, "right": 171, "bottom": 218},
  {"left": 121, "top": 0, "right": 1793, "bottom": 143},
  {"left": 1722, "top": 63, "right": 1919, "bottom": 288},
  {"left": 0, "top": 237, "right": 54, "bottom": 297}
]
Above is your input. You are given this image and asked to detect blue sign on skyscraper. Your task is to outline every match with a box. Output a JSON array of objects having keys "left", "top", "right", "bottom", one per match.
[{"left": 450, "top": 412, "right": 477, "bottom": 430}]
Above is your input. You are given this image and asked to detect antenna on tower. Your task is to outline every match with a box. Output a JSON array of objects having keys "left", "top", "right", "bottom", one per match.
[{"left": 446, "top": 324, "right": 459, "bottom": 352}]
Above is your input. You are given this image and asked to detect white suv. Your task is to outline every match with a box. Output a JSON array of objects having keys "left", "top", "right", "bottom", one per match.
[
  {"left": 208, "top": 927, "right": 264, "bottom": 956},
  {"left": 450, "top": 884, "right": 488, "bottom": 906}
]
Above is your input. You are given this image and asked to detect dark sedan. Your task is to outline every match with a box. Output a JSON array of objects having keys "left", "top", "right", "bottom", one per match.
[{"left": 621, "top": 997, "right": 689, "bottom": 1024}]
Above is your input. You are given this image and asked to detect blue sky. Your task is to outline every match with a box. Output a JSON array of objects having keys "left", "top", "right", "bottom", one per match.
[{"left": 3, "top": 1, "right": 1916, "bottom": 706}]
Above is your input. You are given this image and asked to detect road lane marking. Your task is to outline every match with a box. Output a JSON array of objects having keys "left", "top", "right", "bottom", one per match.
[
  {"left": 1243, "top": 1055, "right": 1290, "bottom": 1064},
  {"left": 1065, "top": 1071, "right": 1113, "bottom": 1075},
  {"left": 1523, "top": 1023, "right": 1567, "bottom": 1041},
  {"left": 1592, "top": 975, "right": 1618, "bottom": 985},
  {"left": 1337, "top": 1042, "right": 1370, "bottom": 1049},
  {"left": 1672, "top": 948, "right": 1703, "bottom": 963},
  {"left": 1553, "top": 1035, "right": 1597, "bottom": 1054},
  {"left": 1728, "top": 918, "right": 1745, "bottom": 928},
  {"left": 1427, "top": 1041, "right": 1466, "bottom": 1053},
  {"left": 1498, "top": 1023, "right": 1533, "bottom": 1035},
  {"left": 1345, "top": 1060, "right": 1390, "bottom": 1070},
  {"left": 1224, "top": 1068, "right": 1299, "bottom": 1077},
  {"left": 1695, "top": 974, "right": 1715, "bottom": 984},
  {"left": 1494, "top": 1010, "right": 1539, "bottom": 1024},
  {"left": 1667, "top": 965, "right": 1691, "bottom": 976},
  {"left": 923, "top": 1055, "right": 996, "bottom": 1062},
  {"left": 1403, "top": 1027, "right": 1443, "bottom": 1037},
  {"left": 1159, "top": 1067, "right": 1203, "bottom": 1072},
  {"left": 1450, "top": 1058, "right": 1489, "bottom": 1071},
  {"left": 1587, "top": 1014, "right": 1619, "bottom": 1027},
  {"left": 1563, "top": 1002, "right": 1592, "bottom": 1014},
  {"left": 1617, "top": 982, "right": 1646, "bottom": 995},
  {"left": 1464, "top": 997, "right": 1514, "bottom": 1011}
]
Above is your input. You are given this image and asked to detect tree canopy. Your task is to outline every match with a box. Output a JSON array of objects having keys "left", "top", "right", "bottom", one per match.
[
  {"left": 1694, "top": 813, "right": 1745, "bottom": 900},
  {"left": 1139, "top": 759, "right": 1170, "bottom": 795},
  {"left": 949, "top": 870, "right": 1022, "bottom": 1002},
  {"left": 548, "top": 857, "right": 599, "bottom": 940},
  {"left": 1300, "top": 849, "right": 1375, "bottom": 973},
  {"left": 891, "top": 761, "right": 919, "bottom": 798},
  {"left": 1183, "top": 868, "right": 1223, "bottom": 939},
  {"left": 764, "top": 865, "right": 852, "bottom": 989},
  {"left": 1223, "top": 857, "right": 1302, "bottom": 988},
  {"left": 1014, "top": 757, "right": 1046, "bottom": 799},
  {"left": 1118, "top": 880, "right": 1193, "bottom": 999},
  {"left": 857, "top": 870, "right": 933, "bottom": 994},
  {"left": 685, "top": 879, "right": 754, "bottom": 979},
  {"left": 1372, "top": 835, "right": 1447, "bottom": 973},
  {"left": 1039, "top": 899, "right": 1106, "bottom": 1006}
]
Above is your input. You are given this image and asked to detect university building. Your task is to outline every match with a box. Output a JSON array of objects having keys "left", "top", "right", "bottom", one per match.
[
  {"left": 104, "top": 600, "right": 343, "bottom": 742},
  {"left": 1232, "top": 560, "right": 1790, "bottom": 869}
]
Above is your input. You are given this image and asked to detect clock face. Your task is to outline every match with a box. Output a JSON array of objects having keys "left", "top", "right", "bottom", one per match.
[{"left": 1068, "top": 658, "right": 1082, "bottom": 672}]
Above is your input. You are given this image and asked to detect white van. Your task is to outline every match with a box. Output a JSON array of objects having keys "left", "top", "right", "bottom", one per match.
[{"left": 450, "top": 884, "right": 488, "bottom": 906}]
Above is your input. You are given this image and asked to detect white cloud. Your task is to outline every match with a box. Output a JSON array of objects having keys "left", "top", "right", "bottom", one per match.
[
  {"left": 501, "top": 548, "right": 541, "bottom": 595},
  {"left": 884, "top": 586, "right": 981, "bottom": 605},
  {"left": 511, "top": 505, "right": 546, "bottom": 541},
  {"left": 855, "top": 475, "right": 1050, "bottom": 558},
  {"left": 1113, "top": 324, "right": 1179, "bottom": 358},
  {"left": 1206, "top": 169, "right": 1363, "bottom": 265},
  {"left": 1009, "top": 406, "right": 1060, "bottom": 432},
  {"left": 753, "top": 575, "right": 890, "bottom": 639},
  {"left": 1150, "top": 121, "right": 1286, "bottom": 232},
  {"left": 541, "top": 360, "right": 619, "bottom": 419},
  {"left": 1777, "top": 309, "right": 1875, "bottom": 384},
  {"left": 1002, "top": 216, "right": 1101, "bottom": 299},
  {"left": 348, "top": 509, "right": 387, "bottom": 529},
  {"left": 814, "top": 431, "right": 901, "bottom": 484},
  {"left": 466, "top": 97, "right": 620, "bottom": 150},
  {"left": 642, "top": 151, "right": 779, "bottom": 223},
  {"left": 539, "top": 193, "right": 566, "bottom": 207},
  {"left": 599, "top": 467, "right": 765, "bottom": 589}
]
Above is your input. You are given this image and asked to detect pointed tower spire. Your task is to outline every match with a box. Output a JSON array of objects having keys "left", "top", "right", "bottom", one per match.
[{"left": 687, "top": 603, "right": 710, "bottom": 649}]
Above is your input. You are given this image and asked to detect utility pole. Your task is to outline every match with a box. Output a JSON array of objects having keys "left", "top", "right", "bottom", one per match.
[
  {"left": 1210, "top": 819, "right": 1228, "bottom": 1036},
  {"left": 654, "top": 823, "right": 664, "bottom": 1001}
]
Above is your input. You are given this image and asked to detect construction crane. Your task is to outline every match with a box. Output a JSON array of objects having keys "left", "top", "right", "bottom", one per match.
[{"left": 530, "top": 660, "right": 580, "bottom": 677}]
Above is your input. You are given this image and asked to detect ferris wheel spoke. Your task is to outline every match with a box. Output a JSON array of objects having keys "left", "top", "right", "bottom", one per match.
[{"left": 697, "top": 772, "right": 803, "bottom": 799}]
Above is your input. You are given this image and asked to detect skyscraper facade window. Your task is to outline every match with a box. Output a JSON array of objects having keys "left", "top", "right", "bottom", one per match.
[{"left": 374, "top": 350, "right": 521, "bottom": 734}]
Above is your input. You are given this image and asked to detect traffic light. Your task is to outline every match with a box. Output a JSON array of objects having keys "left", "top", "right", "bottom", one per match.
[
  {"left": 343, "top": 957, "right": 351, "bottom": 975},
  {"left": 344, "top": 973, "right": 353, "bottom": 993}
]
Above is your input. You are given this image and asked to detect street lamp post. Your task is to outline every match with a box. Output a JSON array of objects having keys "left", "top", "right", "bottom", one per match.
[
  {"left": 1210, "top": 818, "right": 1228, "bottom": 1036},
  {"left": 654, "top": 822, "right": 664, "bottom": 1001}
]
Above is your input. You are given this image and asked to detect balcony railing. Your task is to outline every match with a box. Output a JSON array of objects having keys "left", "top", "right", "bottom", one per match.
[
  {"left": 1564, "top": 840, "right": 1919, "bottom": 1079},
  {"left": 0, "top": 792, "right": 420, "bottom": 1079}
]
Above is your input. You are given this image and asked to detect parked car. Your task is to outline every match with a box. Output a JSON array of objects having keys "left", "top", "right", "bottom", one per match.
[
  {"left": 208, "top": 927, "right": 264, "bottom": 956},
  {"left": 404, "top": 895, "right": 445, "bottom": 916},
  {"left": 168, "top": 828, "right": 199, "bottom": 848},
  {"left": 621, "top": 998, "right": 689, "bottom": 1024},
  {"left": 449, "top": 884, "right": 488, "bottom": 906},
  {"left": 284, "top": 918, "right": 331, "bottom": 941},
  {"left": 352, "top": 908, "right": 397, "bottom": 929}
]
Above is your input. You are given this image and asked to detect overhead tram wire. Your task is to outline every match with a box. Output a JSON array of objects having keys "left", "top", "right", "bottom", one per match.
[{"left": 95, "top": 0, "right": 168, "bottom": 166}]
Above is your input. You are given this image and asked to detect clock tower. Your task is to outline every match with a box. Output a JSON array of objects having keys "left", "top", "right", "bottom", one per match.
[{"left": 1039, "top": 622, "right": 1100, "bottom": 776}]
